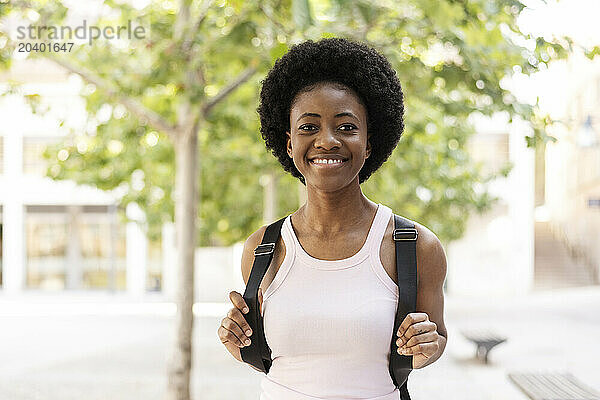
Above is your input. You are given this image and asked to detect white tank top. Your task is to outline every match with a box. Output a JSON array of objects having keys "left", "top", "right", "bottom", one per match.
[{"left": 259, "top": 203, "right": 400, "bottom": 400}]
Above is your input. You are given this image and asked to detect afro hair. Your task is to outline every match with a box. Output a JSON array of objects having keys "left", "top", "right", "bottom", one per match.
[{"left": 257, "top": 37, "right": 404, "bottom": 185}]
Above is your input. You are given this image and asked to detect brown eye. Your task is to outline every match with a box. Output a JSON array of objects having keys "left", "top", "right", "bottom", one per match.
[
  {"left": 298, "top": 124, "right": 317, "bottom": 133},
  {"left": 339, "top": 124, "right": 357, "bottom": 132}
]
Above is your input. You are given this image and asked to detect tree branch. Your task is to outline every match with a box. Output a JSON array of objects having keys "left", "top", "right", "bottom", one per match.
[
  {"left": 181, "top": 0, "right": 216, "bottom": 54},
  {"left": 202, "top": 64, "right": 258, "bottom": 116},
  {"left": 48, "top": 57, "right": 178, "bottom": 138},
  {"left": 174, "top": 0, "right": 193, "bottom": 42}
]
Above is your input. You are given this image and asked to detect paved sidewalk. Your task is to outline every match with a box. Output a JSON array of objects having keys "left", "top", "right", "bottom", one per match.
[{"left": 1, "top": 286, "right": 599, "bottom": 399}]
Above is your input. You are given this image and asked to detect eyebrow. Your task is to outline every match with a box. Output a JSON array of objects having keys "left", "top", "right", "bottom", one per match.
[{"left": 296, "top": 112, "right": 360, "bottom": 122}]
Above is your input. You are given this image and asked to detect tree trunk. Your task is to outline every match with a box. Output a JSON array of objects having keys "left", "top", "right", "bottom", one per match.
[
  {"left": 263, "top": 172, "right": 277, "bottom": 224},
  {"left": 167, "top": 129, "right": 198, "bottom": 400}
]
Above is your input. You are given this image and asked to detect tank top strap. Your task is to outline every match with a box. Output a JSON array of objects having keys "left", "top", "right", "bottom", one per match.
[{"left": 365, "top": 203, "right": 393, "bottom": 253}]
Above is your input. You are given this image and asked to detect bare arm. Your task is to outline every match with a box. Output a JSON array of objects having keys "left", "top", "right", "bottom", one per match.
[
  {"left": 217, "top": 227, "right": 266, "bottom": 370},
  {"left": 396, "top": 224, "right": 448, "bottom": 369}
]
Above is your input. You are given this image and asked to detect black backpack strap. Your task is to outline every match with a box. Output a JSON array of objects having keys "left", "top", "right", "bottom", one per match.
[
  {"left": 399, "top": 382, "right": 411, "bottom": 400},
  {"left": 240, "top": 216, "right": 286, "bottom": 373},
  {"left": 389, "top": 214, "right": 418, "bottom": 399}
]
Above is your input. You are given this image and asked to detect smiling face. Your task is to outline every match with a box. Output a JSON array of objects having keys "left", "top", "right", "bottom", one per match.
[{"left": 286, "top": 82, "right": 371, "bottom": 192}]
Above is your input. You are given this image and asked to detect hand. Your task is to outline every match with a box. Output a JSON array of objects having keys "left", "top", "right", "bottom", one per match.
[
  {"left": 217, "top": 288, "right": 264, "bottom": 362},
  {"left": 395, "top": 312, "right": 440, "bottom": 369}
]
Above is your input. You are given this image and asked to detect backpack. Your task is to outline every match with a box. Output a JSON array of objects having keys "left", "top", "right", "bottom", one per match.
[{"left": 241, "top": 213, "right": 418, "bottom": 400}]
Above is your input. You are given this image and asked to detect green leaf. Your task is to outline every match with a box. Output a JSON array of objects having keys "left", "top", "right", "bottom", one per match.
[
  {"left": 585, "top": 46, "right": 600, "bottom": 60},
  {"left": 269, "top": 42, "right": 288, "bottom": 63}
]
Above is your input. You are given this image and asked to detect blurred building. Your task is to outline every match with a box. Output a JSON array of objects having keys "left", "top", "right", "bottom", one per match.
[
  {"left": 447, "top": 53, "right": 600, "bottom": 296},
  {"left": 543, "top": 54, "right": 600, "bottom": 286},
  {"left": 0, "top": 58, "right": 161, "bottom": 295},
  {"left": 446, "top": 114, "right": 535, "bottom": 296},
  {"left": 0, "top": 58, "right": 239, "bottom": 303}
]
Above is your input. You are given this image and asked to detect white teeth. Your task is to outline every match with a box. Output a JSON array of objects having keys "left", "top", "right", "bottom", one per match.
[{"left": 312, "top": 159, "right": 343, "bottom": 164}]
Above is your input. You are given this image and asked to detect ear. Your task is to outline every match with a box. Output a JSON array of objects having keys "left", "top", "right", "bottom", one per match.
[
  {"left": 365, "top": 139, "right": 371, "bottom": 159},
  {"left": 286, "top": 131, "right": 293, "bottom": 158}
]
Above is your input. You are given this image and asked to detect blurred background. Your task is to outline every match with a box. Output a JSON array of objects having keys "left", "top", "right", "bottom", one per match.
[{"left": 0, "top": 0, "right": 599, "bottom": 399}]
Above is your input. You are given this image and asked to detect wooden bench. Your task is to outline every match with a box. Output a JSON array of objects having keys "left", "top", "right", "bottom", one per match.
[
  {"left": 461, "top": 329, "right": 507, "bottom": 363},
  {"left": 508, "top": 372, "right": 600, "bottom": 400}
]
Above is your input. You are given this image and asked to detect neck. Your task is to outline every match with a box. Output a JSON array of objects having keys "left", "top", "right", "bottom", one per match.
[{"left": 297, "top": 179, "right": 377, "bottom": 235}]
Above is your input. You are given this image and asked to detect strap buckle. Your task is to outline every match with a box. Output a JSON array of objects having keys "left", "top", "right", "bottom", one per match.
[
  {"left": 254, "top": 243, "right": 275, "bottom": 256},
  {"left": 393, "top": 228, "right": 418, "bottom": 241}
]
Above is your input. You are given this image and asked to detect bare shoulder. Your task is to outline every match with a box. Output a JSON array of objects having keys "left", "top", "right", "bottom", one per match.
[
  {"left": 380, "top": 214, "right": 446, "bottom": 286},
  {"left": 240, "top": 224, "right": 286, "bottom": 287},
  {"left": 241, "top": 226, "right": 267, "bottom": 285},
  {"left": 413, "top": 221, "right": 447, "bottom": 286}
]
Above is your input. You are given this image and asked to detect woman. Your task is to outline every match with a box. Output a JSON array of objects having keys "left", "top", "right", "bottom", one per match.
[{"left": 218, "top": 37, "right": 448, "bottom": 399}]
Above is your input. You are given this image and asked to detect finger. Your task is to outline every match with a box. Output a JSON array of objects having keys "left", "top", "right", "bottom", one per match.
[
  {"left": 398, "top": 321, "right": 435, "bottom": 348},
  {"left": 218, "top": 323, "right": 246, "bottom": 347},
  {"left": 224, "top": 310, "right": 252, "bottom": 345},
  {"left": 229, "top": 290, "right": 249, "bottom": 314},
  {"left": 396, "top": 313, "right": 429, "bottom": 337},
  {"left": 258, "top": 288, "right": 263, "bottom": 315},
  {"left": 228, "top": 307, "right": 253, "bottom": 338},
  {"left": 220, "top": 316, "right": 251, "bottom": 347},
  {"left": 398, "top": 321, "right": 437, "bottom": 343},
  {"left": 397, "top": 331, "right": 438, "bottom": 349},
  {"left": 218, "top": 325, "right": 245, "bottom": 347},
  {"left": 398, "top": 341, "right": 439, "bottom": 357},
  {"left": 220, "top": 316, "right": 247, "bottom": 346}
]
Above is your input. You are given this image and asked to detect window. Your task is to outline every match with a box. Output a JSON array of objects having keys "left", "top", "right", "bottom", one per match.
[
  {"left": 26, "top": 208, "right": 68, "bottom": 290},
  {"left": 79, "top": 210, "right": 127, "bottom": 290},
  {"left": 26, "top": 205, "right": 127, "bottom": 290}
]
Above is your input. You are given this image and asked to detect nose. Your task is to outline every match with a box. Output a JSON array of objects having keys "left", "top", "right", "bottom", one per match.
[{"left": 313, "top": 125, "right": 341, "bottom": 150}]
